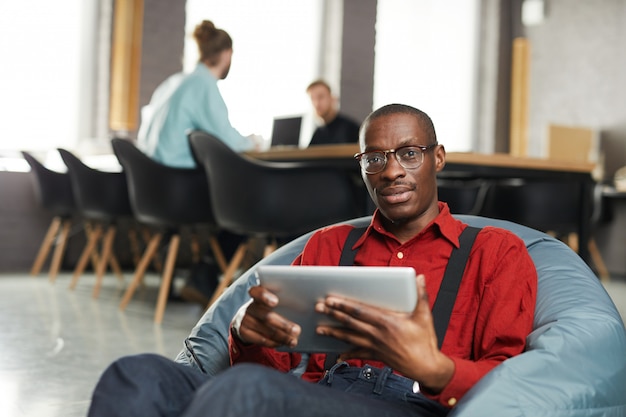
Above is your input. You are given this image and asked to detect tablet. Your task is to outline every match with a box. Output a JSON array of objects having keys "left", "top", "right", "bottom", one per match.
[{"left": 254, "top": 265, "right": 417, "bottom": 353}]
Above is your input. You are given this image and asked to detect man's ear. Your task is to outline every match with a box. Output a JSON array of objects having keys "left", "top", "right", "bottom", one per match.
[{"left": 434, "top": 144, "right": 446, "bottom": 172}]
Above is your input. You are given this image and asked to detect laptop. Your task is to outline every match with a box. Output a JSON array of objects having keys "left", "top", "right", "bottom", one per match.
[{"left": 270, "top": 116, "right": 302, "bottom": 148}]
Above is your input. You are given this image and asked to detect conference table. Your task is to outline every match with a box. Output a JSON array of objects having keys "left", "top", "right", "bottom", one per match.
[{"left": 247, "top": 143, "right": 597, "bottom": 264}]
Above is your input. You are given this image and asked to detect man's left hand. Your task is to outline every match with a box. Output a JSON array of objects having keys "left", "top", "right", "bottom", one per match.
[{"left": 314, "top": 274, "right": 455, "bottom": 393}]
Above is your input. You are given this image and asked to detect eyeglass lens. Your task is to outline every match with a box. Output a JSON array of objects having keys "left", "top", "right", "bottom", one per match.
[{"left": 360, "top": 147, "right": 425, "bottom": 173}]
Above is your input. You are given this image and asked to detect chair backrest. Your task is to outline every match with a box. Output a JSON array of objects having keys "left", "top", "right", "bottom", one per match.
[
  {"left": 188, "top": 130, "right": 359, "bottom": 237},
  {"left": 110, "top": 138, "right": 214, "bottom": 227},
  {"left": 478, "top": 178, "right": 584, "bottom": 233},
  {"left": 177, "top": 215, "right": 626, "bottom": 415},
  {"left": 437, "top": 179, "right": 490, "bottom": 215},
  {"left": 21, "top": 151, "right": 75, "bottom": 217},
  {"left": 478, "top": 125, "right": 603, "bottom": 235},
  {"left": 58, "top": 148, "right": 132, "bottom": 221}
]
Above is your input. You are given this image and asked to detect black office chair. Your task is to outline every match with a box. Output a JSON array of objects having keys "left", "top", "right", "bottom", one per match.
[
  {"left": 479, "top": 179, "right": 582, "bottom": 233},
  {"left": 21, "top": 151, "right": 77, "bottom": 281},
  {"left": 58, "top": 149, "right": 138, "bottom": 298},
  {"left": 188, "top": 130, "right": 360, "bottom": 307},
  {"left": 437, "top": 178, "right": 490, "bottom": 215},
  {"left": 478, "top": 178, "right": 608, "bottom": 279},
  {"left": 111, "top": 138, "right": 227, "bottom": 324}
]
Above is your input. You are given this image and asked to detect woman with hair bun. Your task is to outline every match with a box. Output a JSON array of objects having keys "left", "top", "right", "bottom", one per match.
[
  {"left": 138, "top": 20, "right": 258, "bottom": 168},
  {"left": 137, "top": 20, "right": 260, "bottom": 306}
]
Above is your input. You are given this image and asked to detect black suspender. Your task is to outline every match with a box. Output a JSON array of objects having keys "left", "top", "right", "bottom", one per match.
[
  {"left": 338, "top": 226, "right": 368, "bottom": 266},
  {"left": 323, "top": 227, "right": 367, "bottom": 370},
  {"left": 335, "top": 225, "right": 481, "bottom": 350},
  {"left": 432, "top": 226, "right": 481, "bottom": 349}
]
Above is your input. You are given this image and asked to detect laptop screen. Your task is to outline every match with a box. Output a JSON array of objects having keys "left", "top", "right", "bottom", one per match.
[{"left": 271, "top": 116, "right": 302, "bottom": 147}]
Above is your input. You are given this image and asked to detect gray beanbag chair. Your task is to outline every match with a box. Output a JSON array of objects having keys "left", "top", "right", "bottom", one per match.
[{"left": 176, "top": 215, "right": 626, "bottom": 417}]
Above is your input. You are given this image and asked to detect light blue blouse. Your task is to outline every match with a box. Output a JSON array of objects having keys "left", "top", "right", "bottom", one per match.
[{"left": 137, "top": 64, "right": 253, "bottom": 168}]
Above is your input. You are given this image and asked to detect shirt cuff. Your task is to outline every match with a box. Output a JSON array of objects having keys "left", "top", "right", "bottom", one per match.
[
  {"left": 229, "top": 326, "right": 262, "bottom": 362},
  {"left": 421, "top": 356, "right": 480, "bottom": 408}
]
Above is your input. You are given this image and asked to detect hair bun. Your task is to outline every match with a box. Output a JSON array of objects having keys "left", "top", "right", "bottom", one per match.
[
  {"left": 194, "top": 20, "right": 217, "bottom": 42},
  {"left": 192, "top": 20, "right": 233, "bottom": 63}
]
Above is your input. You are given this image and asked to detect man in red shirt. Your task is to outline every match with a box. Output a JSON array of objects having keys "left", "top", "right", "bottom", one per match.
[{"left": 88, "top": 104, "right": 537, "bottom": 417}]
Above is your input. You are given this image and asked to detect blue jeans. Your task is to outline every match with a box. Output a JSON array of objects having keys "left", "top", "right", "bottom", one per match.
[
  {"left": 88, "top": 354, "right": 448, "bottom": 417},
  {"left": 88, "top": 353, "right": 210, "bottom": 417}
]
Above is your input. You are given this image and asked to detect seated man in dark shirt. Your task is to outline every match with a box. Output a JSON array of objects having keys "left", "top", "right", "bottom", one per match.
[{"left": 306, "top": 79, "right": 360, "bottom": 146}]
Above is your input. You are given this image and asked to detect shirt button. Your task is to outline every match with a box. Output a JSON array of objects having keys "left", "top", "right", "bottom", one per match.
[
  {"left": 447, "top": 397, "right": 457, "bottom": 407},
  {"left": 397, "top": 252, "right": 404, "bottom": 259}
]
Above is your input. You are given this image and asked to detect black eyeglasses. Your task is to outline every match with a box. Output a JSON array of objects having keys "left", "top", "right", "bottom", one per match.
[{"left": 354, "top": 143, "right": 438, "bottom": 174}]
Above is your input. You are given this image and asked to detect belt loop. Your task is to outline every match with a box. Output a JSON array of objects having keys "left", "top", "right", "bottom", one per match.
[
  {"left": 373, "top": 366, "right": 393, "bottom": 395},
  {"left": 325, "top": 361, "right": 349, "bottom": 385}
]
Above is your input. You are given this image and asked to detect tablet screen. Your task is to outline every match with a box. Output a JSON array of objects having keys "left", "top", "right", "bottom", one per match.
[{"left": 254, "top": 265, "right": 417, "bottom": 353}]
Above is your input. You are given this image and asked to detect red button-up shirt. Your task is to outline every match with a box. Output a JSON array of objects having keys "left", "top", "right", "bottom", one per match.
[{"left": 230, "top": 204, "right": 537, "bottom": 408}]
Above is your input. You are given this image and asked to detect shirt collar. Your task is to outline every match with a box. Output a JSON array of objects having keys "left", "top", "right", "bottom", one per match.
[
  {"left": 195, "top": 63, "right": 217, "bottom": 81},
  {"left": 355, "top": 202, "right": 463, "bottom": 249}
]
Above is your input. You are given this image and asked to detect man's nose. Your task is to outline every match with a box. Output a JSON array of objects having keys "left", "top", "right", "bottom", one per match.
[{"left": 381, "top": 153, "right": 405, "bottom": 177}]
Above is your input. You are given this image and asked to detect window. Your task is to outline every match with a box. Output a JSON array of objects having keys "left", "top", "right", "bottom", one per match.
[
  {"left": 0, "top": 0, "right": 98, "bottom": 154},
  {"left": 374, "top": 0, "right": 480, "bottom": 151},
  {"left": 185, "top": 0, "right": 323, "bottom": 146}
]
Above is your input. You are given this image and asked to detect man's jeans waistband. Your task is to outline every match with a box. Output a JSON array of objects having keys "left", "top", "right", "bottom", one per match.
[{"left": 318, "top": 362, "right": 448, "bottom": 417}]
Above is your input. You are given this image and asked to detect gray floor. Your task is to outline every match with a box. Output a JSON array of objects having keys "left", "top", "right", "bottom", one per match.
[
  {"left": 0, "top": 272, "right": 205, "bottom": 417},
  {"left": 1, "top": 271, "right": 625, "bottom": 417}
]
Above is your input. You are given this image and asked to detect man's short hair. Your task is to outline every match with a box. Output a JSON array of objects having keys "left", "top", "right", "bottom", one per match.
[
  {"left": 306, "top": 79, "right": 332, "bottom": 93},
  {"left": 361, "top": 104, "right": 438, "bottom": 145}
]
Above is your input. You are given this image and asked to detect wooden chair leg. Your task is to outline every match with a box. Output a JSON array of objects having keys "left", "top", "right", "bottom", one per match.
[
  {"left": 154, "top": 235, "right": 180, "bottom": 325},
  {"left": 69, "top": 224, "right": 103, "bottom": 289},
  {"left": 589, "top": 238, "right": 610, "bottom": 282},
  {"left": 142, "top": 227, "right": 163, "bottom": 273},
  {"left": 48, "top": 219, "right": 72, "bottom": 283},
  {"left": 567, "top": 232, "right": 579, "bottom": 253},
  {"left": 92, "top": 225, "right": 117, "bottom": 299},
  {"left": 109, "top": 253, "right": 124, "bottom": 281},
  {"left": 82, "top": 222, "right": 99, "bottom": 270},
  {"left": 30, "top": 217, "right": 61, "bottom": 276},
  {"left": 127, "top": 226, "right": 142, "bottom": 267},
  {"left": 119, "top": 233, "right": 162, "bottom": 311},
  {"left": 264, "top": 239, "right": 278, "bottom": 258},
  {"left": 564, "top": 232, "right": 609, "bottom": 281},
  {"left": 208, "top": 234, "right": 228, "bottom": 273},
  {"left": 190, "top": 233, "right": 201, "bottom": 264},
  {"left": 206, "top": 241, "right": 249, "bottom": 309}
]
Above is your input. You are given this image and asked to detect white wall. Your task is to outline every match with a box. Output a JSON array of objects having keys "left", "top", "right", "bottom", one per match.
[{"left": 374, "top": 0, "right": 480, "bottom": 151}]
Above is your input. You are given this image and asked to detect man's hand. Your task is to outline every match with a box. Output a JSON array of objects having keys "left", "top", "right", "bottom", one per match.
[
  {"left": 231, "top": 285, "right": 301, "bottom": 349},
  {"left": 246, "top": 134, "right": 267, "bottom": 151},
  {"left": 314, "top": 274, "right": 455, "bottom": 393}
]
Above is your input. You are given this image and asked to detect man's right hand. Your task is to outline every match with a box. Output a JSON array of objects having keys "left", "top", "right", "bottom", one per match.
[{"left": 231, "top": 285, "right": 301, "bottom": 349}]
